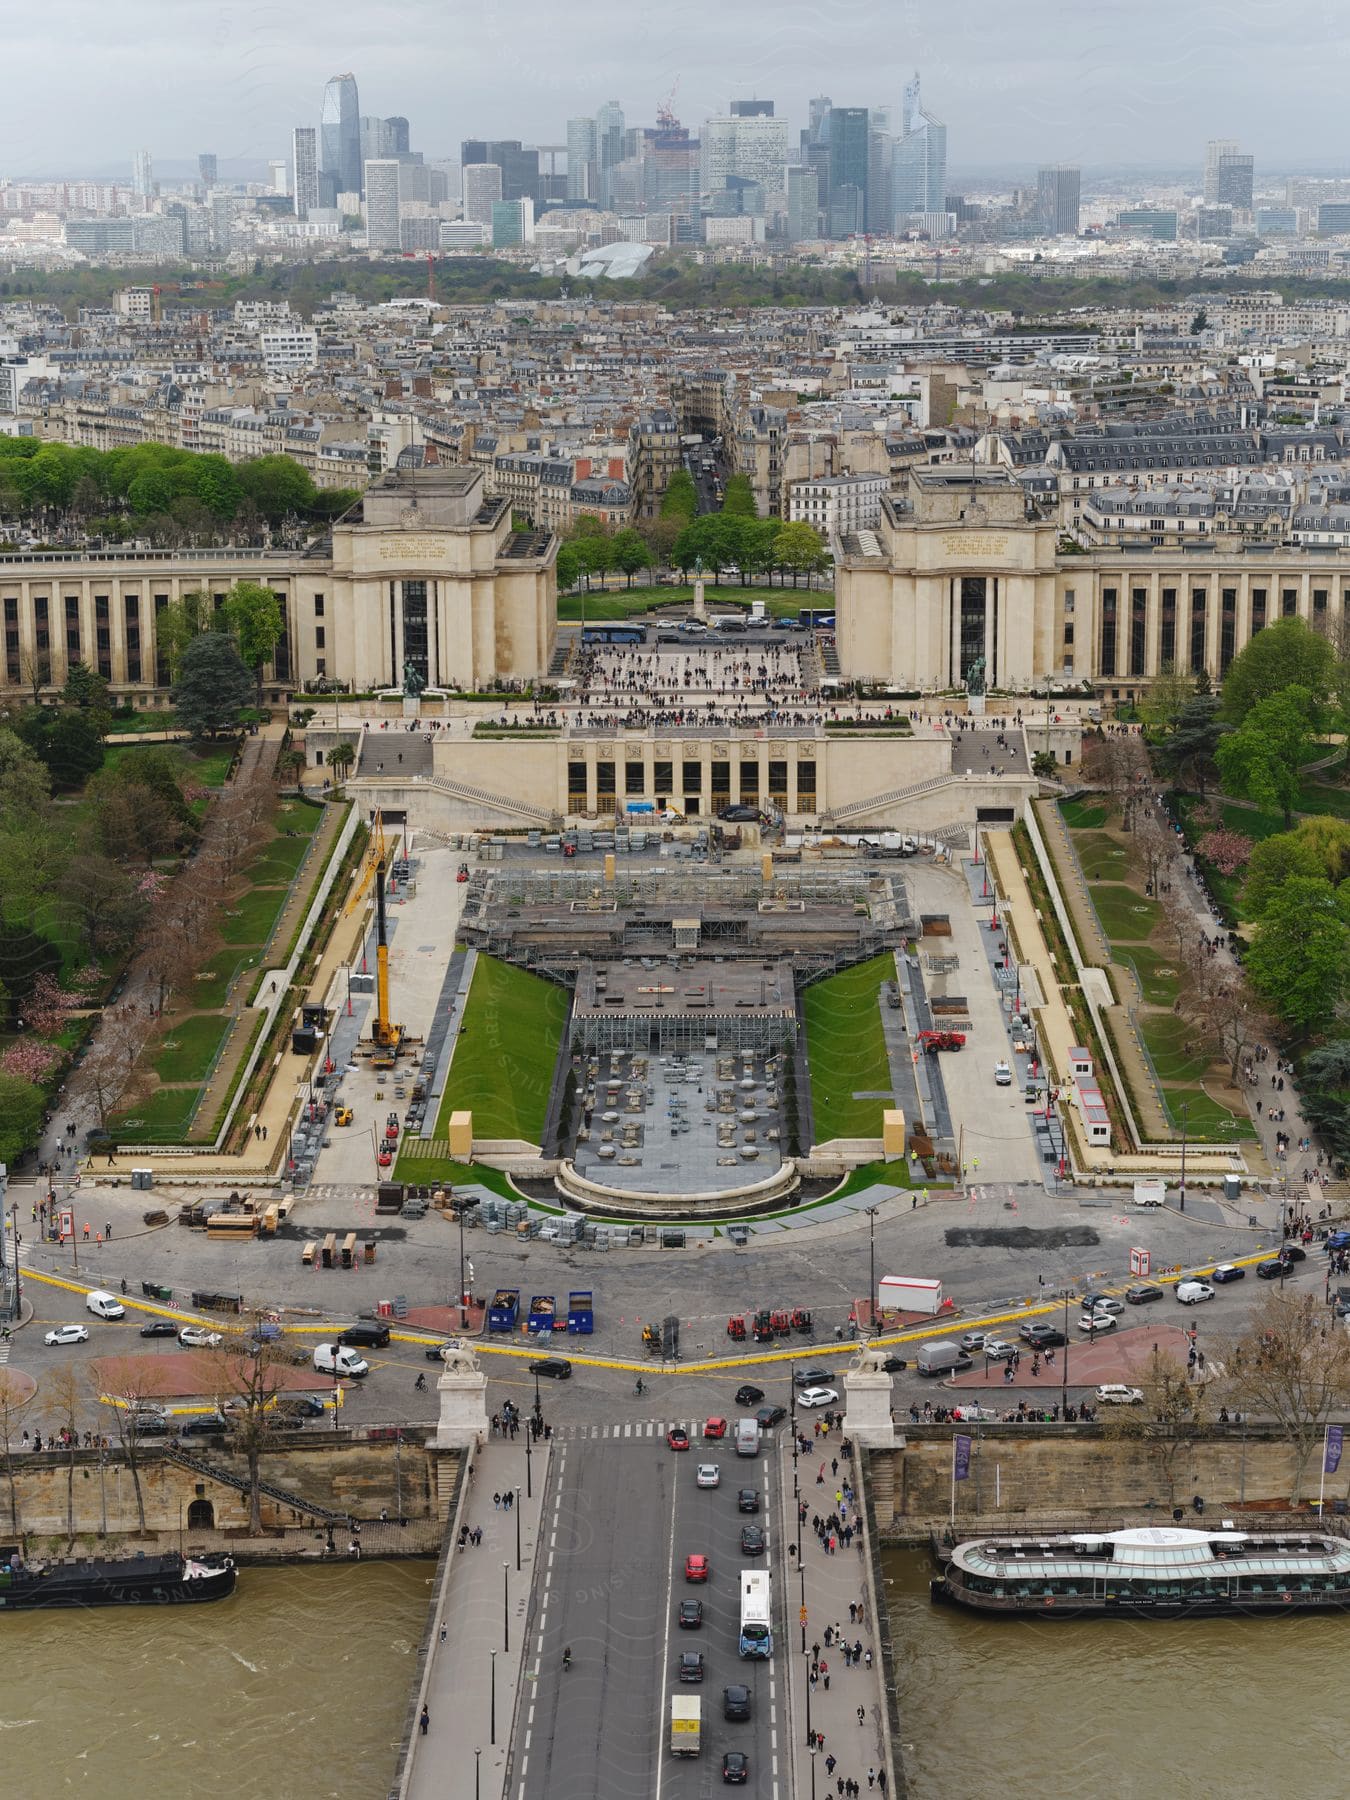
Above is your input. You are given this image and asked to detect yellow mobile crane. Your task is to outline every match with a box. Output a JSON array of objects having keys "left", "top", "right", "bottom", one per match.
[{"left": 344, "top": 810, "right": 404, "bottom": 1069}]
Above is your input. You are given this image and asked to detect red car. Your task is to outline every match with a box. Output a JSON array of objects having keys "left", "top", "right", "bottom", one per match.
[
  {"left": 684, "top": 1554, "right": 710, "bottom": 1583},
  {"left": 703, "top": 1416, "right": 728, "bottom": 1440},
  {"left": 667, "top": 1427, "right": 690, "bottom": 1451}
]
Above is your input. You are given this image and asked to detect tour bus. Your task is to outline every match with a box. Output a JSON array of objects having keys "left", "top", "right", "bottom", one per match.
[{"left": 739, "top": 1569, "right": 772, "bottom": 1659}]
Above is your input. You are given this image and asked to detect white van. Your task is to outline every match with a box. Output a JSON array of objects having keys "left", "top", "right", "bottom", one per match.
[
  {"left": 313, "top": 1343, "right": 369, "bottom": 1378},
  {"left": 734, "top": 1417, "right": 761, "bottom": 1458},
  {"left": 86, "top": 1290, "right": 126, "bottom": 1320}
]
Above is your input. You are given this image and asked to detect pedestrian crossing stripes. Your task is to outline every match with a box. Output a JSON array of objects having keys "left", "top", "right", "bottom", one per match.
[
  {"left": 551, "top": 1420, "right": 786, "bottom": 1442},
  {"left": 0, "top": 1338, "right": 10, "bottom": 1366}
]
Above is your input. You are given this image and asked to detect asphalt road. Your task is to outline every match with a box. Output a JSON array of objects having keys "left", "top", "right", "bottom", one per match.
[{"left": 520, "top": 1430, "right": 783, "bottom": 1800}]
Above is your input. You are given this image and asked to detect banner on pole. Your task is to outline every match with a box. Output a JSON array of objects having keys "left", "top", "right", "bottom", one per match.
[
  {"left": 1326, "top": 1425, "right": 1343, "bottom": 1475},
  {"left": 954, "top": 1433, "right": 973, "bottom": 1482}
]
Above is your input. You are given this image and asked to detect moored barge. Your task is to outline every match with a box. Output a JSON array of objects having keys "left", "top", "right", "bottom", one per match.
[
  {"left": 0, "top": 1551, "right": 236, "bottom": 1609},
  {"left": 931, "top": 1526, "right": 1350, "bottom": 1618}
]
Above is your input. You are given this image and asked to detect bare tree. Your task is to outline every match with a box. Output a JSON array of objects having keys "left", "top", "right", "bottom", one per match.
[
  {"left": 44, "top": 1364, "right": 82, "bottom": 1545},
  {"left": 20, "top": 650, "right": 51, "bottom": 707},
  {"left": 0, "top": 1370, "right": 31, "bottom": 1535},
  {"left": 1222, "top": 1292, "right": 1350, "bottom": 1503},
  {"left": 1135, "top": 810, "right": 1175, "bottom": 897},
  {"left": 97, "top": 1355, "right": 161, "bottom": 1533},
  {"left": 1102, "top": 1347, "right": 1211, "bottom": 1506},
  {"left": 203, "top": 1322, "right": 294, "bottom": 1535},
  {"left": 1082, "top": 732, "right": 1151, "bottom": 832}
]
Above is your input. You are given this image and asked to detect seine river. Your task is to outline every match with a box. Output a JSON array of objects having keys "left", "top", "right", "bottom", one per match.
[
  {"left": 0, "top": 1560, "right": 431, "bottom": 1798},
  {"left": 885, "top": 1548, "right": 1345, "bottom": 1799}
]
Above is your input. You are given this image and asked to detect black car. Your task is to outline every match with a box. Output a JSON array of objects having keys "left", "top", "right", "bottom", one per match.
[
  {"left": 722, "top": 1750, "right": 749, "bottom": 1784},
  {"left": 737, "top": 1488, "right": 760, "bottom": 1514},
  {"left": 1279, "top": 1244, "right": 1307, "bottom": 1263},
  {"left": 1021, "top": 1324, "right": 1066, "bottom": 1348},
  {"left": 719, "top": 805, "right": 762, "bottom": 823},
  {"left": 734, "top": 1384, "right": 764, "bottom": 1406},
  {"left": 794, "top": 1367, "right": 835, "bottom": 1388},
  {"left": 1125, "top": 1284, "right": 1164, "bottom": 1304},
  {"left": 1256, "top": 1259, "right": 1293, "bottom": 1280},
  {"left": 529, "top": 1357, "right": 573, "bottom": 1379},
  {"left": 179, "top": 1413, "right": 229, "bottom": 1437},
  {"left": 130, "top": 1409, "right": 170, "bottom": 1435},
  {"left": 139, "top": 1321, "right": 177, "bottom": 1338},
  {"left": 880, "top": 1355, "right": 909, "bottom": 1373},
  {"left": 756, "top": 1404, "right": 787, "bottom": 1429},
  {"left": 338, "top": 1321, "right": 391, "bottom": 1349},
  {"left": 722, "top": 1685, "right": 751, "bottom": 1722},
  {"left": 425, "top": 1342, "right": 448, "bottom": 1360},
  {"left": 739, "top": 1524, "right": 766, "bottom": 1555},
  {"left": 678, "top": 1650, "right": 704, "bottom": 1683},
  {"left": 678, "top": 1599, "right": 703, "bottom": 1630}
]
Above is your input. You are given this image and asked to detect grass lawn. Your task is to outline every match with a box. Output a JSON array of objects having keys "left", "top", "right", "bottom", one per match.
[
  {"left": 104, "top": 713, "right": 188, "bottom": 736},
  {"left": 1159, "top": 1087, "right": 1257, "bottom": 1140},
  {"left": 1297, "top": 777, "right": 1350, "bottom": 819},
  {"left": 107, "top": 1085, "right": 200, "bottom": 1143},
  {"left": 1059, "top": 798, "right": 1108, "bottom": 831},
  {"left": 557, "top": 584, "right": 823, "bottom": 622},
  {"left": 1139, "top": 1013, "right": 1211, "bottom": 1084},
  {"left": 803, "top": 954, "right": 895, "bottom": 1142},
  {"left": 1074, "top": 831, "right": 1132, "bottom": 882},
  {"left": 1091, "top": 883, "right": 1163, "bottom": 944},
  {"left": 152, "top": 1013, "right": 232, "bottom": 1084},
  {"left": 100, "top": 741, "right": 235, "bottom": 789},
  {"left": 391, "top": 1149, "right": 519, "bottom": 1197},
  {"left": 434, "top": 956, "right": 569, "bottom": 1144},
  {"left": 218, "top": 886, "right": 287, "bottom": 945},
  {"left": 829, "top": 1158, "right": 916, "bottom": 1198},
  {"left": 1117, "top": 944, "right": 1182, "bottom": 1009}
]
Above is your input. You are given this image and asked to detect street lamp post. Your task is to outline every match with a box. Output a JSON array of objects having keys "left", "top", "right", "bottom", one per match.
[
  {"left": 474, "top": 1748, "right": 481, "bottom": 1800},
  {"left": 503, "top": 1561, "right": 510, "bottom": 1654},
  {"left": 515, "top": 1485, "right": 522, "bottom": 1572},
  {"left": 456, "top": 1199, "right": 468, "bottom": 1328},
  {"left": 1178, "top": 1099, "right": 1189, "bottom": 1213},
  {"left": 490, "top": 1649, "right": 497, "bottom": 1745},
  {"left": 525, "top": 1409, "right": 533, "bottom": 1500},
  {"left": 864, "top": 1206, "right": 879, "bottom": 1335},
  {"left": 1061, "top": 1291, "right": 1069, "bottom": 1418}
]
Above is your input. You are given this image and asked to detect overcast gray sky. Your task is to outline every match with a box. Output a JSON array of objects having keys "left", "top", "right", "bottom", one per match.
[{"left": 6, "top": 0, "right": 1348, "bottom": 177}]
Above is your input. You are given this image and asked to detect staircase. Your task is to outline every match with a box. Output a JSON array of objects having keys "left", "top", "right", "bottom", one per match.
[
  {"left": 426, "top": 774, "right": 556, "bottom": 828},
  {"left": 547, "top": 640, "right": 572, "bottom": 679},
  {"left": 865, "top": 1446, "right": 898, "bottom": 1531},
  {"left": 163, "top": 1444, "right": 350, "bottom": 1523},
  {"left": 827, "top": 772, "right": 964, "bottom": 826}
]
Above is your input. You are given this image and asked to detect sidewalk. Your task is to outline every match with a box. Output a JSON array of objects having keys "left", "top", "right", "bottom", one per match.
[
  {"left": 777, "top": 1431, "right": 897, "bottom": 1800},
  {"left": 404, "top": 1436, "right": 549, "bottom": 1800}
]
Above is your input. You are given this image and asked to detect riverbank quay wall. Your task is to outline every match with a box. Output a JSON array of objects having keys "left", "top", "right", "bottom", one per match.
[
  {"left": 0, "top": 1432, "right": 458, "bottom": 1550},
  {"left": 865, "top": 1423, "right": 1350, "bottom": 1532}
]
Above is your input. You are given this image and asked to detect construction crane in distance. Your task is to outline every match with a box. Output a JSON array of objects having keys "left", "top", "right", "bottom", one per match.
[{"left": 344, "top": 809, "right": 404, "bottom": 1069}]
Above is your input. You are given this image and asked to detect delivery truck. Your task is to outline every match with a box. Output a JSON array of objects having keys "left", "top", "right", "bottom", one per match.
[
  {"left": 669, "top": 1695, "right": 701, "bottom": 1756},
  {"left": 879, "top": 1275, "right": 944, "bottom": 1316},
  {"left": 916, "top": 1339, "right": 973, "bottom": 1377},
  {"left": 487, "top": 1288, "right": 520, "bottom": 1333}
]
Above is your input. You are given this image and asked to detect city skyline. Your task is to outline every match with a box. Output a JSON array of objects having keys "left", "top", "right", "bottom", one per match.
[{"left": 5, "top": 0, "right": 1350, "bottom": 176}]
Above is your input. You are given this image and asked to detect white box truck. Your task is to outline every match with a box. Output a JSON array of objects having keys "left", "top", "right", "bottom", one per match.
[
  {"left": 670, "top": 1694, "right": 701, "bottom": 1756},
  {"left": 879, "top": 1276, "right": 943, "bottom": 1315}
]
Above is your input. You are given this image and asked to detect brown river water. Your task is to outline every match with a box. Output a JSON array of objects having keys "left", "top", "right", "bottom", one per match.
[
  {"left": 0, "top": 1560, "right": 432, "bottom": 1799},
  {"left": 884, "top": 1548, "right": 1345, "bottom": 1800}
]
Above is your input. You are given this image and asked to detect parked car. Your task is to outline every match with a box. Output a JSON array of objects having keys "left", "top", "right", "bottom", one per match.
[
  {"left": 1125, "top": 1284, "right": 1164, "bottom": 1305},
  {"left": 1020, "top": 1323, "right": 1066, "bottom": 1347},
  {"left": 139, "top": 1320, "right": 177, "bottom": 1338},
  {"left": 959, "top": 1331, "right": 987, "bottom": 1353},
  {"left": 696, "top": 1463, "right": 721, "bottom": 1489},
  {"left": 44, "top": 1324, "right": 89, "bottom": 1347},
  {"left": 678, "top": 1600, "right": 703, "bottom": 1629},
  {"left": 178, "top": 1325, "right": 223, "bottom": 1348},
  {"left": 981, "top": 1339, "right": 1014, "bottom": 1359},
  {"left": 338, "top": 1321, "right": 391, "bottom": 1348},
  {"left": 1096, "top": 1384, "right": 1144, "bottom": 1406},
  {"left": 719, "top": 805, "right": 761, "bottom": 822},
  {"left": 528, "top": 1357, "right": 572, "bottom": 1380},
  {"left": 1175, "top": 1281, "right": 1215, "bottom": 1304},
  {"left": 734, "top": 1385, "right": 764, "bottom": 1406},
  {"left": 994, "top": 1061, "right": 1013, "bottom": 1085},
  {"left": 1211, "top": 1263, "right": 1246, "bottom": 1284}
]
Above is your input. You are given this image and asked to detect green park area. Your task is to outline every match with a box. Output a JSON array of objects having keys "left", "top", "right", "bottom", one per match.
[
  {"left": 428, "top": 955, "right": 569, "bottom": 1147},
  {"left": 802, "top": 953, "right": 896, "bottom": 1143},
  {"left": 1055, "top": 797, "right": 1256, "bottom": 1141},
  {"left": 107, "top": 795, "right": 325, "bottom": 1145},
  {"left": 557, "top": 584, "right": 820, "bottom": 622}
]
